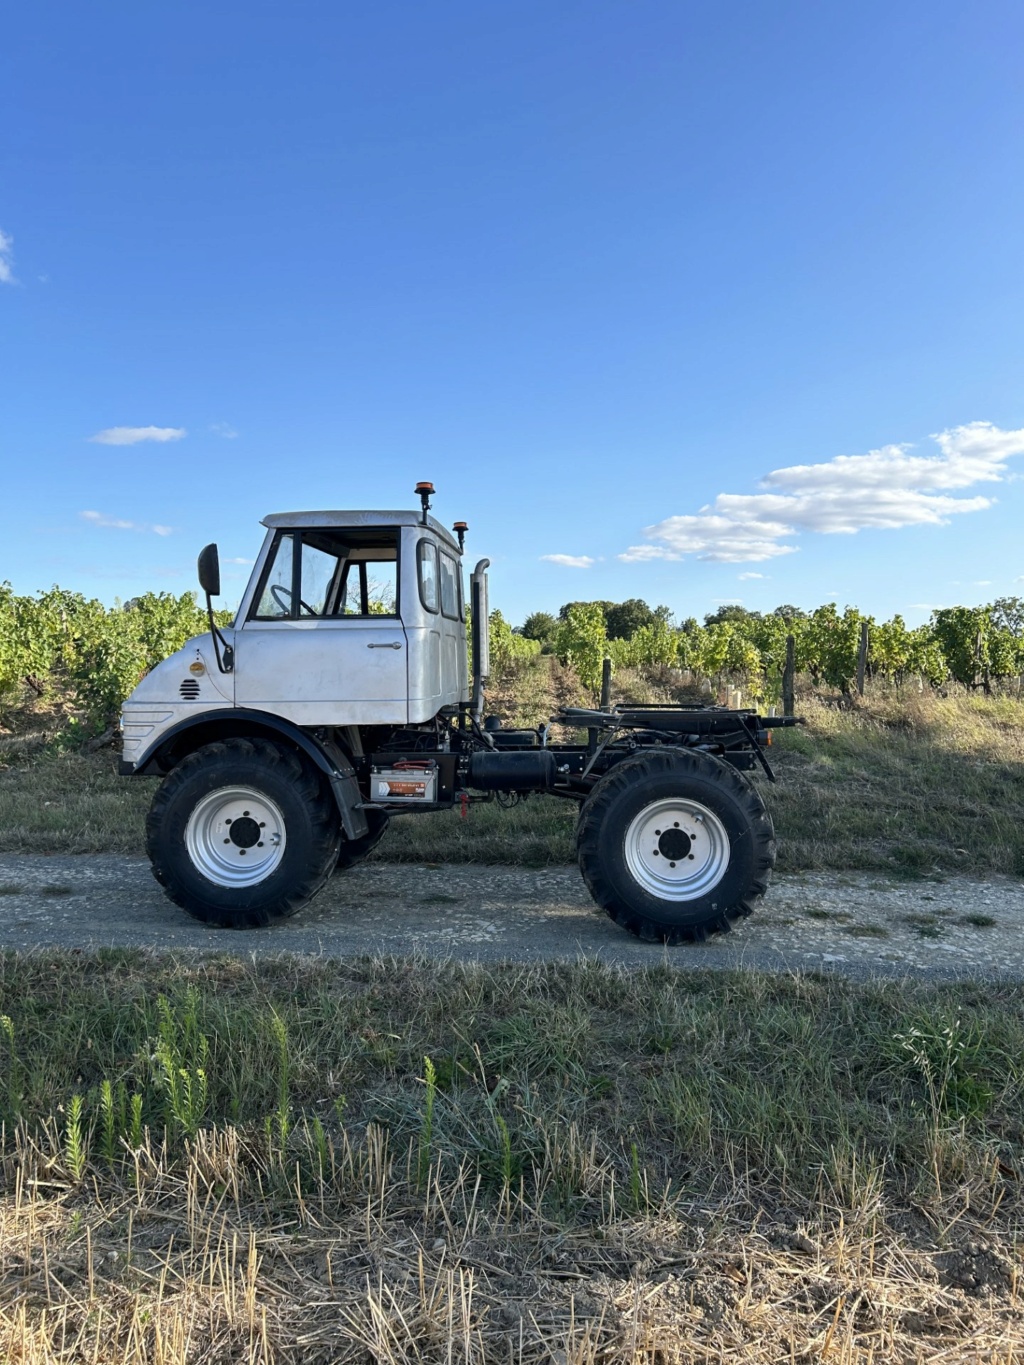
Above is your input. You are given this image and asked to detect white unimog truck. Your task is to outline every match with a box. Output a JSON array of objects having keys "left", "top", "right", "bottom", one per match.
[{"left": 120, "top": 484, "right": 796, "bottom": 943}]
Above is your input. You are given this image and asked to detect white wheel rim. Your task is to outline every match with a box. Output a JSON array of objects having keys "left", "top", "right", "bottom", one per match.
[
  {"left": 624, "top": 797, "right": 730, "bottom": 901},
  {"left": 185, "top": 786, "right": 287, "bottom": 888}
]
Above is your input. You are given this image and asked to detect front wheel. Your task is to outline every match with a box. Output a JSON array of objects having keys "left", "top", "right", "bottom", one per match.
[
  {"left": 577, "top": 748, "right": 775, "bottom": 944},
  {"left": 146, "top": 738, "right": 341, "bottom": 927}
]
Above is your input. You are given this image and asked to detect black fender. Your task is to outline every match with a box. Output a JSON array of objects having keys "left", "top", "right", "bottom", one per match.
[{"left": 123, "top": 708, "right": 369, "bottom": 841}]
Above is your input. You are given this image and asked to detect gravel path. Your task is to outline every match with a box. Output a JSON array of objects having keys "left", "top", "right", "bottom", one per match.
[{"left": 1, "top": 855, "right": 1022, "bottom": 979}]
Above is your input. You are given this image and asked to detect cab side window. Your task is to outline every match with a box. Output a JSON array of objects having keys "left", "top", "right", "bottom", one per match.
[
  {"left": 440, "top": 552, "right": 461, "bottom": 620},
  {"left": 417, "top": 540, "right": 439, "bottom": 613}
]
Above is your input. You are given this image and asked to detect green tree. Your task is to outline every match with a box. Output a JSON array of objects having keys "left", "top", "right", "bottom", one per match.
[
  {"left": 559, "top": 599, "right": 613, "bottom": 623},
  {"left": 703, "top": 604, "right": 761, "bottom": 627},
  {"left": 520, "top": 611, "right": 558, "bottom": 648},
  {"left": 605, "top": 598, "right": 656, "bottom": 640},
  {"left": 991, "top": 596, "right": 1024, "bottom": 637}
]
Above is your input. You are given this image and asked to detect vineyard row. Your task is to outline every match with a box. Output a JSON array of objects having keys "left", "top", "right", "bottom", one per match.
[{"left": 2, "top": 583, "right": 1023, "bottom": 735}]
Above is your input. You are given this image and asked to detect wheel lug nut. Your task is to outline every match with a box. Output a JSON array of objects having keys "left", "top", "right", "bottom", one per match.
[
  {"left": 259, "top": 821, "right": 266, "bottom": 828},
  {"left": 670, "top": 861, "right": 677, "bottom": 868},
  {"left": 223, "top": 838, "right": 230, "bottom": 844},
  {"left": 258, "top": 841, "right": 264, "bottom": 847}
]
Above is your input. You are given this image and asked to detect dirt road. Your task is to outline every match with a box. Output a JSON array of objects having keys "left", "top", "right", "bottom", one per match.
[{"left": 1, "top": 854, "right": 1022, "bottom": 978}]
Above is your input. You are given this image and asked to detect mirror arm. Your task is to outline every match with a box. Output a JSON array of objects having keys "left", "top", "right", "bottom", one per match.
[{"left": 205, "top": 595, "right": 234, "bottom": 673}]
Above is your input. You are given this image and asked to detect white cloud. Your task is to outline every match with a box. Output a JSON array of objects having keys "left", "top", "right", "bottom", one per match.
[
  {"left": 738, "top": 572, "right": 765, "bottom": 580},
  {"left": 210, "top": 422, "right": 238, "bottom": 439},
  {"left": 224, "top": 556, "right": 254, "bottom": 565},
  {"left": 0, "top": 228, "right": 15, "bottom": 284},
  {"left": 540, "top": 553, "right": 595, "bottom": 569},
  {"left": 81, "top": 510, "right": 174, "bottom": 536},
  {"left": 974, "top": 580, "right": 992, "bottom": 586},
  {"left": 620, "top": 422, "right": 1024, "bottom": 564},
  {"left": 89, "top": 425, "right": 187, "bottom": 446}
]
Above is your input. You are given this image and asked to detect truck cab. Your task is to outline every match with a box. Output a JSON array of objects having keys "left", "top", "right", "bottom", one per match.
[
  {"left": 120, "top": 500, "right": 473, "bottom": 775},
  {"left": 232, "top": 510, "right": 469, "bottom": 726}
]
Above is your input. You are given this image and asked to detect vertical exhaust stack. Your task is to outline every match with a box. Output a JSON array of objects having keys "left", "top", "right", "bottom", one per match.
[{"left": 470, "top": 558, "right": 490, "bottom": 725}]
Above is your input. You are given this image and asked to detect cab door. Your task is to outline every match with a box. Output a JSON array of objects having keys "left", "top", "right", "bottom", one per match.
[{"left": 233, "top": 529, "right": 408, "bottom": 726}]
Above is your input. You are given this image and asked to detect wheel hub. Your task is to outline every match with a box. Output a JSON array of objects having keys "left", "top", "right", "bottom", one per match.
[
  {"left": 624, "top": 798, "right": 729, "bottom": 901},
  {"left": 185, "top": 786, "right": 287, "bottom": 888},
  {"left": 657, "top": 827, "right": 692, "bottom": 861},
  {"left": 227, "top": 816, "right": 261, "bottom": 849}
]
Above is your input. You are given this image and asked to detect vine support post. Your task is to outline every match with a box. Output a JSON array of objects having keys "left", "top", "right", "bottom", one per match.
[
  {"left": 782, "top": 635, "right": 796, "bottom": 715},
  {"left": 600, "top": 656, "right": 612, "bottom": 710},
  {"left": 856, "top": 620, "right": 869, "bottom": 696}
]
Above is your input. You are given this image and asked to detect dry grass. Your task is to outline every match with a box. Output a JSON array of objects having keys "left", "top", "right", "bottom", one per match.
[
  {"left": 2, "top": 953, "right": 1024, "bottom": 1361},
  {"left": 765, "top": 690, "right": 1024, "bottom": 877}
]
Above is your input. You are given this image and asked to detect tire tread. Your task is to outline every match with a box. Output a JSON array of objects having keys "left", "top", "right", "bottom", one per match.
[
  {"left": 577, "top": 747, "right": 776, "bottom": 945},
  {"left": 146, "top": 737, "right": 340, "bottom": 928}
]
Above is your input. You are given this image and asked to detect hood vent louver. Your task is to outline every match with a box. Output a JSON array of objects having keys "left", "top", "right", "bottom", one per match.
[{"left": 179, "top": 678, "right": 201, "bottom": 700}]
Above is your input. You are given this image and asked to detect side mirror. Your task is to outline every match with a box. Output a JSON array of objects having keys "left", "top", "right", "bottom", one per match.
[{"left": 197, "top": 544, "right": 221, "bottom": 597}]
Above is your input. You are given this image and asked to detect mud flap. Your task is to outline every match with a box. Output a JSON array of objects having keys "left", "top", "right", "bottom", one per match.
[{"left": 328, "top": 769, "right": 370, "bottom": 840}]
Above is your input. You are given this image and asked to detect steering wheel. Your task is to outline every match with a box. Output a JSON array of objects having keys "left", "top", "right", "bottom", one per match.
[{"left": 270, "top": 582, "right": 318, "bottom": 616}]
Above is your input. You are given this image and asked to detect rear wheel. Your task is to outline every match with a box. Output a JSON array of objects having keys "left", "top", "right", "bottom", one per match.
[
  {"left": 577, "top": 748, "right": 775, "bottom": 943},
  {"left": 146, "top": 738, "right": 341, "bottom": 927}
]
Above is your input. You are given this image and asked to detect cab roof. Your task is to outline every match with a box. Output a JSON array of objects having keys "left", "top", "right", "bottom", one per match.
[{"left": 261, "top": 509, "right": 462, "bottom": 553}]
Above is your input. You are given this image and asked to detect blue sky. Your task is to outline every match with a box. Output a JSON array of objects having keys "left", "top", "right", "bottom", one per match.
[{"left": 2, "top": 0, "right": 1023, "bottom": 626}]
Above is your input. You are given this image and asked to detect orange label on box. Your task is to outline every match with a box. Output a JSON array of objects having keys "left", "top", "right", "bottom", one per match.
[{"left": 382, "top": 780, "right": 427, "bottom": 798}]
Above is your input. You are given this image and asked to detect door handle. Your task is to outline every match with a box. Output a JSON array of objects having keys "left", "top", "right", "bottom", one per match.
[{"left": 367, "top": 641, "right": 403, "bottom": 650}]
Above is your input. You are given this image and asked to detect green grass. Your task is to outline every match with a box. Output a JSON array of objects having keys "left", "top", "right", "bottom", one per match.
[
  {"left": 3, "top": 951, "right": 1022, "bottom": 1197},
  {"left": 1, "top": 952, "right": 1022, "bottom": 1361},
  {"left": 1, "top": 689, "right": 1023, "bottom": 875}
]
